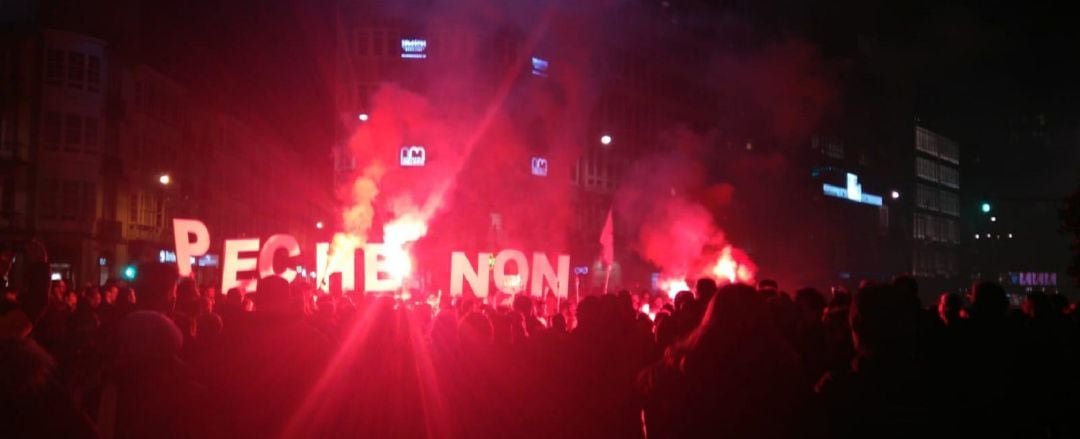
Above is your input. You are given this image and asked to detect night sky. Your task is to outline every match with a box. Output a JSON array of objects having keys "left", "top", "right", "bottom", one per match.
[{"left": 134, "top": 0, "right": 1080, "bottom": 214}]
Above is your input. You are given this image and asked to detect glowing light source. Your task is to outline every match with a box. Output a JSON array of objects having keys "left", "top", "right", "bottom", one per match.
[
  {"left": 658, "top": 277, "right": 690, "bottom": 300},
  {"left": 1008, "top": 233, "right": 1013, "bottom": 239},
  {"left": 530, "top": 157, "right": 548, "bottom": 176},
  {"left": 600, "top": 134, "right": 612, "bottom": 145},
  {"left": 315, "top": 221, "right": 324, "bottom": 229},
  {"left": 890, "top": 190, "right": 901, "bottom": 199},
  {"left": 400, "top": 146, "right": 426, "bottom": 167},
  {"left": 158, "top": 174, "right": 171, "bottom": 185},
  {"left": 401, "top": 38, "right": 427, "bottom": 59},
  {"left": 822, "top": 173, "right": 883, "bottom": 206},
  {"left": 531, "top": 56, "right": 549, "bottom": 77},
  {"left": 357, "top": 113, "right": 369, "bottom": 122},
  {"left": 122, "top": 264, "right": 137, "bottom": 280},
  {"left": 975, "top": 234, "right": 980, "bottom": 239},
  {"left": 981, "top": 202, "right": 991, "bottom": 213},
  {"left": 990, "top": 216, "right": 997, "bottom": 222}
]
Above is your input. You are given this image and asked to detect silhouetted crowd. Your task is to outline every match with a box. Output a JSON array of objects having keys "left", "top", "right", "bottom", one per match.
[{"left": 3, "top": 245, "right": 1079, "bottom": 438}]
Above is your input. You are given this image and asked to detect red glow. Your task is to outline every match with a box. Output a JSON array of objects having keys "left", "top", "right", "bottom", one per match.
[
  {"left": 658, "top": 277, "right": 690, "bottom": 300},
  {"left": 707, "top": 245, "right": 756, "bottom": 285}
]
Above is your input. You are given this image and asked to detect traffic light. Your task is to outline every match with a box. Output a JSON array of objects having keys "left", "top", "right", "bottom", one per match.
[
  {"left": 122, "top": 264, "right": 137, "bottom": 280},
  {"left": 980, "top": 202, "right": 991, "bottom": 214}
]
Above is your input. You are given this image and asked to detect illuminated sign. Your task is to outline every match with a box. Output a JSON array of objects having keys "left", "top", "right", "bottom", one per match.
[
  {"left": 531, "top": 157, "right": 548, "bottom": 176},
  {"left": 822, "top": 173, "right": 883, "bottom": 206},
  {"left": 400, "top": 146, "right": 426, "bottom": 167},
  {"left": 172, "top": 219, "right": 570, "bottom": 297},
  {"left": 531, "top": 57, "right": 549, "bottom": 77},
  {"left": 401, "top": 38, "right": 427, "bottom": 59},
  {"left": 1009, "top": 272, "right": 1058, "bottom": 287}
]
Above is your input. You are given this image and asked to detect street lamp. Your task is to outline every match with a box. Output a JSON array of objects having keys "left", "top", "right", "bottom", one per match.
[
  {"left": 600, "top": 134, "right": 612, "bottom": 145},
  {"left": 158, "top": 174, "right": 171, "bottom": 185}
]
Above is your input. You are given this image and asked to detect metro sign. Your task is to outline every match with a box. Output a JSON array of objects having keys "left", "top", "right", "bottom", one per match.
[
  {"left": 531, "top": 157, "right": 548, "bottom": 176},
  {"left": 822, "top": 173, "right": 883, "bottom": 206},
  {"left": 400, "top": 146, "right": 426, "bottom": 167}
]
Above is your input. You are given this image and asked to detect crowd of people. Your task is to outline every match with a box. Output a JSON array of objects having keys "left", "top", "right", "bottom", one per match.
[{"left": 2, "top": 242, "right": 1079, "bottom": 438}]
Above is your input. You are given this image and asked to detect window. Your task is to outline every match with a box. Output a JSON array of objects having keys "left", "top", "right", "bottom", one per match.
[
  {"left": 915, "top": 157, "right": 938, "bottom": 182},
  {"left": 43, "top": 111, "right": 61, "bottom": 150},
  {"left": 83, "top": 117, "right": 98, "bottom": 153},
  {"left": 373, "top": 31, "right": 385, "bottom": 56},
  {"left": 939, "top": 165, "right": 959, "bottom": 188},
  {"left": 129, "top": 193, "right": 139, "bottom": 223},
  {"left": 45, "top": 49, "right": 64, "bottom": 85},
  {"left": 1, "top": 111, "right": 15, "bottom": 155},
  {"left": 40, "top": 179, "right": 60, "bottom": 220},
  {"left": 64, "top": 114, "right": 81, "bottom": 151},
  {"left": 79, "top": 183, "right": 96, "bottom": 220},
  {"left": 60, "top": 180, "right": 78, "bottom": 220},
  {"left": 356, "top": 30, "right": 370, "bottom": 56},
  {"left": 66, "top": 51, "right": 85, "bottom": 86},
  {"left": 87, "top": 56, "right": 101, "bottom": 91},
  {"left": 916, "top": 184, "right": 938, "bottom": 211},
  {"left": 940, "top": 191, "right": 959, "bottom": 216}
]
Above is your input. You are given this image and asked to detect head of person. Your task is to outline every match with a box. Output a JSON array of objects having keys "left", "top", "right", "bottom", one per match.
[
  {"left": 794, "top": 287, "right": 826, "bottom": 324},
  {"left": 969, "top": 281, "right": 1009, "bottom": 320},
  {"left": 695, "top": 278, "right": 718, "bottom": 304},
  {"left": 113, "top": 311, "right": 183, "bottom": 365},
  {"left": 64, "top": 290, "right": 78, "bottom": 310},
  {"left": 84, "top": 289, "right": 102, "bottom": 309},
  {"left": 119, "top": 287, "right": 137, "bottom": 305},
  {"left": 674, "top": 290, "right": 695, "bottom": 311},
  {"left": 103, "top": 285, "right": 119, "bottom": 304},
  {"left": 849, "top": 284, "right": 917, "bottom": 355},
  {"left": 458, "top": 311, "right": 493, "bottom": 347},
  {"left": 757, "top": 279, "right": 778, "bottom": 294},
  {"left": 1022, "top": 291, "right": 1053, "bottom": 320},
  {"left": 512, "top": 294, "right": 533, "bottom": 317},
  {"left": 50, "top": 279, "right": 67, "bottom": 299},
  {"left": 254, "top": 276, "right": 291, "bottom": 314},
  {"left": 937, "top": 292, "right": 964, "bottom": 324}
]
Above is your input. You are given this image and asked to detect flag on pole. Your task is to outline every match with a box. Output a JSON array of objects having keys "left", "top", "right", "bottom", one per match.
[
  {"left": 600, "top": 209, "right": 614, "bottom": 294},
  {"left": 600, "top": 209, "right": 614, "bottom": 265}
]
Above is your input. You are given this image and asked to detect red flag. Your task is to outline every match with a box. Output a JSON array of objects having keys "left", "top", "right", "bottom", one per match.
[{"left": 599, "top": 209, "right": 614, "bottom": 265}]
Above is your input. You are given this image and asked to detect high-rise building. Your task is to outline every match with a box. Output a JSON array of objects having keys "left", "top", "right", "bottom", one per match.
[{"left": 911, "top": 126, "right": 962, "bottom": 281}]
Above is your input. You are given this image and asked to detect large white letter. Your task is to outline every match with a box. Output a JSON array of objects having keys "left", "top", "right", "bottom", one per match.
[
  {"left": 493, "top": 249, "right": 529, "bottom": 294},
  {"left": 315, "top": 242, "right": 356, "bottom": 292},
  {"left": 172, "top": 219, "right": 209, "bottom": 277},
  {"left": 259, "top": 234, "right": 301, "bottom": 282},
  {"left": 530, "top": 253, "right": 570, "bottom": 298},
  {"left": 451, "top": 252, "right": 490, "bottom": 298},
  {"left": 222, "top": 238, "right": 260, "bottom": 294},
  {"left": 363, "top": 243, "right": 402, "bottom": 292}
]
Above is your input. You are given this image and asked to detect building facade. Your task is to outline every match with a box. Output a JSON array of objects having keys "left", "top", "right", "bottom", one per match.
[{"left": 1, "top": 24, "right": 317, "bottom": 287}]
